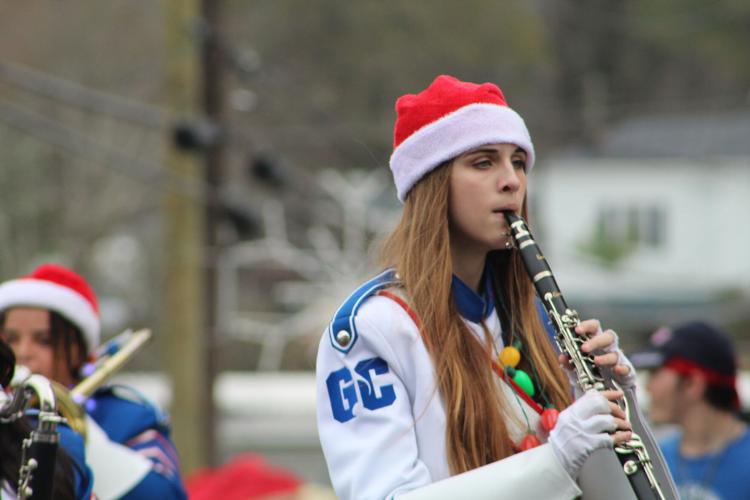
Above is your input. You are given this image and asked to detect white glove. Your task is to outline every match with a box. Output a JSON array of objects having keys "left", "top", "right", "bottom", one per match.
[
  {"left": 598, "top": 329, "right": 637, "bottom": 389},
  {"left": 548, "top": 391, "right": 615, "bottom": 480}
]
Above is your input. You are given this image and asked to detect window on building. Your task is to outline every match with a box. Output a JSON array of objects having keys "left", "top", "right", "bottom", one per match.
[{"left": 595, "top": 204, "right": 666, "bottom": 249}]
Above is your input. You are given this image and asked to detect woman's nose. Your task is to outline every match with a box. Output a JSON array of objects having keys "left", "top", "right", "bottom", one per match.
[
  {"left": 14, "top": 337, "right": 34, "bottom": 363},
  {"left": 498, "top": 162, "right": 521, "bottom": 192}
]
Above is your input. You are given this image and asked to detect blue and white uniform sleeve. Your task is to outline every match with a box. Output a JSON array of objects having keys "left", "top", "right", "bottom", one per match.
[
  {"left": 317, "top": 296, "right": 432, "bottom": 500},
  {"left": 87, "top": 387, "right": 187, "bottom": 499}
]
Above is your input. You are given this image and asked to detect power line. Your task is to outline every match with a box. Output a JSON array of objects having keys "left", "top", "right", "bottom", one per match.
[
  {"left": 0, "top": 95, "right": 264, "bottom": 237},
  {"left": 0, "top": 98, "right": 203, "bottom": 200},
  {"left": 0, "top": 60, "right": 167, "bottom": 129}
]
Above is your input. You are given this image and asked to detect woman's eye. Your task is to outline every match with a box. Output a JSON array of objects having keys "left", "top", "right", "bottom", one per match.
[
  {"left": 512, "top": 158, "right": 527, "bottom": 171},
  {"left": 2, "top": 331, "right": 18, "bottom": 344},
  {"left": 473, "top": 159, "right": 492, "bottom": 169},
  {"left": 33, "top": 332, "right": 53, "bottom": 346}
]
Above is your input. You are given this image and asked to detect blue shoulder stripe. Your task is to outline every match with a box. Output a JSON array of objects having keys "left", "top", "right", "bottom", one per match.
[{"left": 328, "top": 269, "right": 400, "bottom": 354}]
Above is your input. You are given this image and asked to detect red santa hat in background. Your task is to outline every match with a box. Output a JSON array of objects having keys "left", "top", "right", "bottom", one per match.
[
  {"left": 0, "top": 263, "right": 100, "bottom": 353},
  {"left": 389, "top": 74, "right": 535, "bottom": 202}
]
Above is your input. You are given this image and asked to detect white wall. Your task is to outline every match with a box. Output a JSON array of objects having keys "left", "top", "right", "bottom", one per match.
[{"left": 531, "top": 157, "right": 750, "bottom": 300}]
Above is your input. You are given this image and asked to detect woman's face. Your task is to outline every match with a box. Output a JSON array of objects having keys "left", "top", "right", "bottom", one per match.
[
  {"left": 448, "top": 143, "right": 528, "bottom": 255},
  {"left": 1, "top": 307, "right": 78, "bottom": 386}
]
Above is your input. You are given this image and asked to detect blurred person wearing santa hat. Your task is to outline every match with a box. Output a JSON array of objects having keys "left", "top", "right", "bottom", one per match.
[{"left": 0, "top": 263, "right": 187, "bottom": 500}]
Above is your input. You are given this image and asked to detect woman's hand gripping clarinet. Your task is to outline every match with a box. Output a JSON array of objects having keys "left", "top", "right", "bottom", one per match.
[{"left": 504, "top": 212, "right": 673, "bottom": 500}]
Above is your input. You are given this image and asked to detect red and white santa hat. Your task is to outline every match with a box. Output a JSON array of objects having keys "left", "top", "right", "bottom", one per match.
[
  {"left": 0, "top": 263, "right": 100, "bottom": 353},
  {"left": 389, "top": 75, "right": 535, "bottom": 202}
]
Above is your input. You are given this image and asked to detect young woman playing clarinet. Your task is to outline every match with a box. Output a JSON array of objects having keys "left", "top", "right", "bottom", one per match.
[{"left": 316, "top": 75, "right": 641, "bottom": 499}]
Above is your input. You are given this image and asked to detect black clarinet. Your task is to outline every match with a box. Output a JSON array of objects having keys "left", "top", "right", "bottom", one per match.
[{"left": 504, "top": 212, "right": 665, "bottom": 500}]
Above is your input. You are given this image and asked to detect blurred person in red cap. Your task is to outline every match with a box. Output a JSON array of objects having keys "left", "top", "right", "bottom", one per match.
[
  {"left": 0, "top": 263, "right": 187, "bottom": 499},
  {"left": 632, "top": 320, "right": 750, "bottom": 499},
  {"left": 315, "top": 75, "right": 660, "bottom": 499}
]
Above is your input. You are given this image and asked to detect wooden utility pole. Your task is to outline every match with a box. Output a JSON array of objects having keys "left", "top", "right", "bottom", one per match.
[
  {"left": 199, "top": 0, "right": 226, "bottom": 468},
  {"left": 162, "top": 0, "right": 212, "bottom": 473}
]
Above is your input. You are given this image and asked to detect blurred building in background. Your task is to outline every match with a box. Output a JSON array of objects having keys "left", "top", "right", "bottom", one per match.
[{"left": 534, "top": 111, "right": 750, "bottom": 346}]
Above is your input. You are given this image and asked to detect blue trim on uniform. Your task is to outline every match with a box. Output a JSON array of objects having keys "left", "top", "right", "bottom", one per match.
[
  {"left": 89, "top": 387, "right": 163, "bottom": 442},
  {"left": 58, "top": 424, "right": 95, "bottom": 499},
  {"left": 329, "top": 267, "right": 498, "bottom": 353},
  {"left": 451, "top": 271, "right": 495, "bottom": 323},
  {"left": 328, "top": 269, "right": 400, "bottom": 353}
]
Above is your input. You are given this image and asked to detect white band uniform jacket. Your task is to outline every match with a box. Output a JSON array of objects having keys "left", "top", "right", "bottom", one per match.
[{"left": 316, "top": 270, "right": 582, "bottom": 500}]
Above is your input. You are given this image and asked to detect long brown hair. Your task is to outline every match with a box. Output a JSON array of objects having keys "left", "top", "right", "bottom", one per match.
[{"left": 380, "top": 162, "right": 571, "bottom": 474}]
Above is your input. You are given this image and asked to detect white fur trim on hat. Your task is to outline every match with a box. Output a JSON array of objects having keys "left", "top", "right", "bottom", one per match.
[
  {"left": 0, "top": 279, "right": 100, "bottom": 352},
  {"left": 389, "top": 103, "right": 535, "bottom": 202}
]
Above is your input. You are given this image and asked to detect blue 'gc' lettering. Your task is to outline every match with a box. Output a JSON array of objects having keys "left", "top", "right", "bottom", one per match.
[
  {"left": 326, "top": 366, "right": 358, "bottom": 422},
  {"left": 326, "top": 357, "right": 396, "bottom": 422},
  {"left": 355, "top": 357, "right": 396, "bottom": 410}
]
